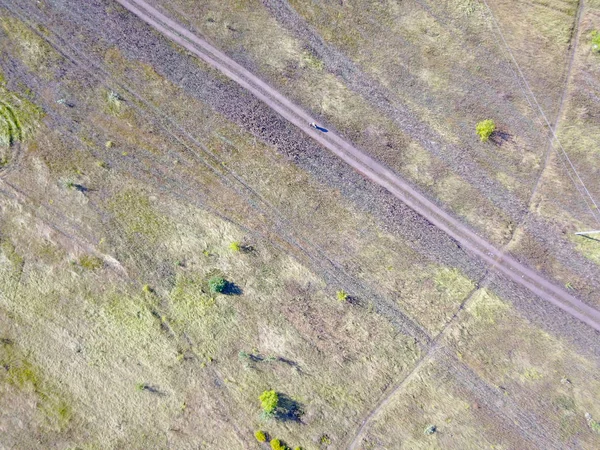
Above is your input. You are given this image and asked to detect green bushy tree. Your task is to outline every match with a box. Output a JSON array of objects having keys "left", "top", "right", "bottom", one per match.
[
  {"left": 260, "top": 390, "right": 279, "bottom": 415},
  {"left": 476, "top": 119, "right": 495, "bottom": 142},
  {"left": 208, "top": 276, "right": 226, "bottom": 294}
]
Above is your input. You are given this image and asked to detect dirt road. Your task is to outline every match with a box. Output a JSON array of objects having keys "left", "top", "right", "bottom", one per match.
[{"left": 114, "top": 0, "right": 600, "bottom": 333}]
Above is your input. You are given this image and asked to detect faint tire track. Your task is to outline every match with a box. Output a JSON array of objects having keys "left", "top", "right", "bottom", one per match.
[
  {"left": 524, "top": 0, "right": 586, "bottom": 209},
  {"left": 1, "top": 0, "right": 432, "bottom": 345}
]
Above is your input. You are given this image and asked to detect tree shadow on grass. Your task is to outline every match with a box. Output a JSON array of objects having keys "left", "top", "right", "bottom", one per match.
[
  {"left": 139, "top": 384, "right": 167, "bottom": 396},
  {"left": 275, "top": 393, "right": 303, "bottom": 423},
  {"left": 490, "top": 130, "right": 511, "bottom": 146},
  {"left": 223, "top": 281, "right": 243, "bottom": 295}
]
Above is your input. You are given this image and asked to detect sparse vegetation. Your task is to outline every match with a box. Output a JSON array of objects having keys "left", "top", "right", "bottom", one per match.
[
  {"left": 591, "top": 30, "right": 600, "bottom": 53},
  {"left": 476, "top": 119, "right": 496, "bottom": 142},
  {"left": 585, "top": 413, "right": 600, "bottom": 434},
  {"left": 336, "top": 289, "right": 349, "bottom": 302},
  {"left": 320, "top": 434, "right": 331, "bottom": 445},
  {"left": 229, "top": 241, "right": 241, "bottom": 252},
  {"left": 78, "top": 255, "right": 103, "bottom": 270},
  {"left": 208, "top": 276, "right": 227, "bottom": 294}
]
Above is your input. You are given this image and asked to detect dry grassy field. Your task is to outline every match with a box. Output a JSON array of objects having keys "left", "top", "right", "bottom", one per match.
[{"left": 0, "top": 0, "right": 599, "bottom": 449}]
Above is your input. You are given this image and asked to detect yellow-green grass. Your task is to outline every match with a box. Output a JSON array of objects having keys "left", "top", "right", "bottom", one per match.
[
  {"left": 88, "top": 45, "right": 484, "bottom": 336},
  {"left": 0, "top": 16, "right": 62, "bottom": 79},
  {"left": 355, "top": 354, "right": 531, "bottom": 449},
  {"left": 0, "top": 182, "right": 421, "bottom": 447},
  {"left": 443, "top": 289, "right": 600, "bottom": 446},
  {"left": 358, "top": 287, "right": 600, "bottom": 448},
  {"left": 0, "top": 74, "right": 44, "bottom": 150}
]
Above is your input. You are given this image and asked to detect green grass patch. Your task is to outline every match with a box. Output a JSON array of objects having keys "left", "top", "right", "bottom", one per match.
[
  {"left": 573, "top": 235, "right": 600, "bottom": 266},
  {"left": 301, "top": 51, "right": 324, "bottom": 70},
  {"left": 434, "top": 268, "right": 475, "bottom": 300},
  {"left": 107, "top": 189, "right": 171, "bottom": 243},
  {"left": 590, "top": 30, "right": 600, "bottom": 53},
  {"left": 0, "top": 78, "right": 44, "bottom": 148},
  {"left": 78, "top": 255, "right": 104, "bottom": 271},
  {"left": 0, "top": 17, "right": 62, "bottom": 77},
  {"left": 0, "top": 342, "right": 73, "bottom": 431},
  {"left": 466, "top": 289, "right": 509, "bottom": 324}
]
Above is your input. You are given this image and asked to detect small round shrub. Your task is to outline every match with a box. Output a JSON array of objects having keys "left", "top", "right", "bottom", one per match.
[
  {"left": 424, "top": 424, "right": 437, "bottom": 435},
  {"left": 476, "top": 119, "right": 496, "bottom": 142},
  {"left": 208, "top": 276, "right": 226, "bottom": 294},
  {"left": 336, "top": 290, "right": 348, "bottom": 302},
  {"left": 260, "top": 390, "right": 279, "bottom": 415},
  {"left": 254, "top": 430, "right": 267, "bottom": 442},
  {"left": 229, "top": 241, "right": 241, "bottom": 252}
]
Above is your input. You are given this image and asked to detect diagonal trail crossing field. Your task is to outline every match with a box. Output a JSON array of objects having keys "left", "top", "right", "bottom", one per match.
[{"left": 114, "top": 0, "right": 600, "bottom": 333}]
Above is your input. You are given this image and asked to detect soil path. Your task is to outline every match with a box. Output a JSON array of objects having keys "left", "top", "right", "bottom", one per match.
[
  {"left": 114, "top": 0, "right": 600, "bottom": 334},
  {"left": 525, "top": 0, "right": 586, "bottom": 209}
]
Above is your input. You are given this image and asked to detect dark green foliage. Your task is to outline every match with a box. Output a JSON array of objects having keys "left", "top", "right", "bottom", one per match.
[{"left": 208, "top": 276, "right": 226, "bottom": 294}]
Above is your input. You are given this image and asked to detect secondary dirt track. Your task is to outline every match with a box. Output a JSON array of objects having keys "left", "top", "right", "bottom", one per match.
[{"left": 114, "top": 0, "right": 600, "bottom": 334}]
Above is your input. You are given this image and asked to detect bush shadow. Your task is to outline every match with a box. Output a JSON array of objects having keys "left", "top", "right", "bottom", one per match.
[
  {"left": 275, "top": 393, "right": 303, "bottom": 422},
  {"left": 223, "top": 281, "right": 243, "bottom": 295},
  {"left": 490, "top": 130, "right": 511, "bottom": 146}
]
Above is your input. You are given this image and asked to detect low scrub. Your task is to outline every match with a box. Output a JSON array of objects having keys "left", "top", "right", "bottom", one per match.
[
  {"left": 254, "top": 430, "right": 267, "bottom": 442},
  {"left": 270, "top": 439, "right": 289, "bottom": 450}
]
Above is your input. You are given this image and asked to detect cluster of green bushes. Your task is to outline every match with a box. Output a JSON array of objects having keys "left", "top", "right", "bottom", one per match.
[{"left": 254, "top": 430, "right": 302, "bottom": 450}]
